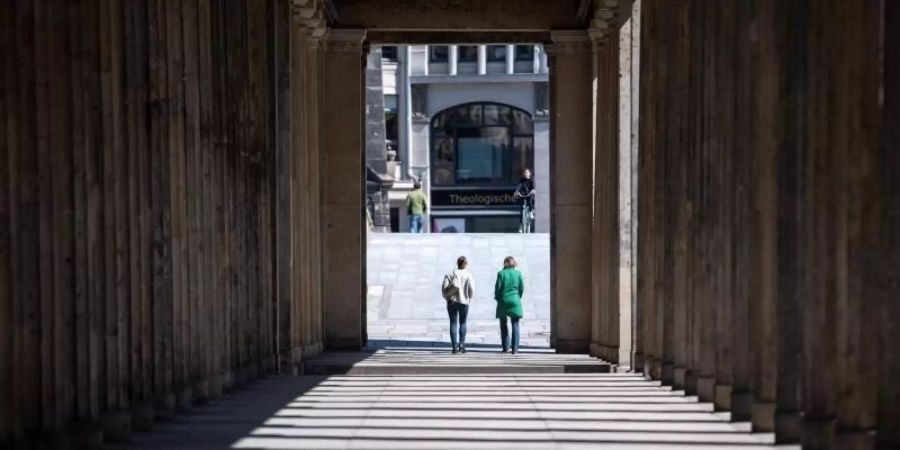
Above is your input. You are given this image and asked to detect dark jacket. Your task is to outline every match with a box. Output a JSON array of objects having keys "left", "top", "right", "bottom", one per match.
[{"left": 515, "top": 178, "right": 535, "bottom": 208}]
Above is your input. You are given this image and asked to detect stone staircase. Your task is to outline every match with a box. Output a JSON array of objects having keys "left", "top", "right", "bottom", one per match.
[
  {"left": 304, "top": 347, "right": 612, "bottom": 375},
  {"left": 112, "top": 348, "right": 800, "bottom": 449}
]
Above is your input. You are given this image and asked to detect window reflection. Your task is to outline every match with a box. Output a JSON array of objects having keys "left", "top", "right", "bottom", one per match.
[{"left": 430, "top": 102, "right": 534, "bottom": 187}]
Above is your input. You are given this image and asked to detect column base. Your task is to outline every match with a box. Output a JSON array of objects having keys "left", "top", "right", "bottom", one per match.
[
  {"left": 834, "top": 428, "right": 876, "bottom": 450},
  {"left": 673, "top": 367, "right": 688, "bottom": 389},
  {"left": 555, "top": 338, "right": 590, "bottom": 354},
  {"left": 63, "top": 422, "right": 104, "bottom": 450},
  {"left": 660, "top": 362, "right": 675, "bottom": 385},
  {"left": 154, "top": 393, "right": 177, "bottom": 421},
  {"left": 131, "top": 403, "right": 155, "bottom": 432},
  {"left": 280, "top": 349, "right": 297, "bottom": 374},
  {"left": 590, "top": 343, "right": 620, "bottom": 363},
  {"left": 801, "top": 416, "right": 836, "bottom": 449},
  {"left": 684, "top": 370, "right": 698, "bottom": 395},
  {"left": 775, "top": 410, "right": 802, "bottom": 443},
  {"left": 714, "top": 384, "right": 732, "bottom": 411},
  {"left": 696, "top": 376, "right": 716, "bottom": 403},
  {"left": 246, "top": 363, "right": 260, "bottom": 383},
  {"left": 100, "top": 410, "right": 132, "bottom": 443},
  {"left": 209, "top": 372, "right": 224, "bottom": 399},
  {"left": 631, "top": 351, "right": 645, "bottom": 372},
  {"left": 646, "top": 357, "right": 661, "bottom": 379},
  {"left": 176, "top": 385, "right": 194, "bottom": 413},
  {"left": 303, "top": 342, "right": 324, "bottom": 359},
  {"left": 730, "top": 390, "right": 754, "bottom": 421},
  {"left": 752, "top": 401, "right": 776, "bottom": 432},
  {"left": 327, "top": 337, "right": 363, "bottom": 350},
  {"left": 193, "top": 380, "right": 211, "bottom": 405},
  {"left": 234, "top": 366, "right": 248, "bottom": 389}
]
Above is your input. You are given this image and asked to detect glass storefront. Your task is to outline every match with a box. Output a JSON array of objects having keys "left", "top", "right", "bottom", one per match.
[
  {"left": 430, "top": 102, "right": 534, "bottom": 233},
  {"left": 431, "top": 102, "right": 534, "bottom": 187}
]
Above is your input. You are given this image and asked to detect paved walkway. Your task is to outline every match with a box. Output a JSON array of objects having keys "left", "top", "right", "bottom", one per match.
[
  {"left": 367, "top": 234, "right": 550, "bottom": 348},
  {"left": 113, "top": 349, "right": 800, "bottom": 450},
  {"left": 109, "top": 237, "right": 799, "bottom": 449}
]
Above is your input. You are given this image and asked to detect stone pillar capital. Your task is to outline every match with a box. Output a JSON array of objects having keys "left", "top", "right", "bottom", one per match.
[
  {"left": 588, "top": 0, "right": 619, "bottom": 48},
  {"left": 292, "top": 0, "right": 328, "bottom": 38},
  {"left": 325, "top": 29, "right": 367, "bottom": 53},
  {"left": 546, "top": 30, "right": 591, "bottom": 55}
]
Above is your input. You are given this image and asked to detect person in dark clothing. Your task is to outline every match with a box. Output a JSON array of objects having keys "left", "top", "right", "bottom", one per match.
[{"left": 514, "top": 168, "right": 536, "bottom": 233}]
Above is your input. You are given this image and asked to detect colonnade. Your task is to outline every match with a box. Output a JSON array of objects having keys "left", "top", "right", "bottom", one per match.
[
  {"left": 631, "top": 1, "right": 900, "bottom": 447},
  {"left": 0, "top": 0, "right": 331, "bottom": 444},
  {"left": 1, "top": 0, "right": 898, "bottom": 448}
]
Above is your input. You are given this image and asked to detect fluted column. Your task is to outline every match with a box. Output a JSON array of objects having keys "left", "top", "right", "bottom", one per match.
[{"left": 589, "top": 26, "right": 620, "bottom": 364}]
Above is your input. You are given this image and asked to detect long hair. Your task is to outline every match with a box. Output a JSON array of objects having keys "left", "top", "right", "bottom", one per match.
[
  {"left": 457, "top": 256, "right": 468, "bottom": 269},
  {"left": 503, "top": 256, "right": 517, "bottom": 268}
]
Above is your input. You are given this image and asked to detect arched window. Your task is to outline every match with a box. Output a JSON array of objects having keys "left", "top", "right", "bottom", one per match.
[{"left": 431, "top": 102, "right": 534, "bottom": 187}]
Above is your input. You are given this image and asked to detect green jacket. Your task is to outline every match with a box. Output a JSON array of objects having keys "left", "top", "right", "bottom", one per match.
[
  {"left": 494, "top": 267, "right": 524, "bottom": 319},
  {"left": 406, "top": 189, "right": 428, "bottom": 216}
]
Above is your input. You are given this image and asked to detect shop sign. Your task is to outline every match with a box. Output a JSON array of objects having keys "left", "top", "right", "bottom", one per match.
[{"left": 431, "top": 189, "right": 520, "bottom": 207}]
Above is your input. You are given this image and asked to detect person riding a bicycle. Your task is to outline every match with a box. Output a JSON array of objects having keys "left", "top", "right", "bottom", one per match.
[{"left": 514, "top": 168, "right": 536, "bottom": 233}]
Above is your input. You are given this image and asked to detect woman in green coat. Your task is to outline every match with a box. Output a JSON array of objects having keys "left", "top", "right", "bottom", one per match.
[{"left": 494, "top": 256, "right": 524, "bottom": 354}]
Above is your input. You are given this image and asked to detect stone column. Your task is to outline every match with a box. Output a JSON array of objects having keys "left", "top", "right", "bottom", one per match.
[
  {"left": 589, "top": 28, "right": 620, "bottom": 364},
  {"left": 532, "top": 45, "right": 541, "bottom": 74},
  {"left": 880, "top": 4, "right": 900, "bottom": 447},
  {"left": 322, "top": 29, "right": 366, "bottom": 349},
  {"left": 477, "top": 45, "right": 487, "bottom": 75},
  {"left": 505, "top": 44, "right": 515, "bottom": 74},
  {"left": 547, "top": 31, "right": 593, "bottom": 354},
  {"left": 449, "top": 45, "right": 458, "bottom": 76}
]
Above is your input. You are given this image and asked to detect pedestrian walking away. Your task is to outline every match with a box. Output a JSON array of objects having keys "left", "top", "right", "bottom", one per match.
[
  {"left": 406, "top": 181, "right": 428, "bottom": 233},
  {"left": 494, "top": 256, "right": 524, "bottom": 354},
  {"left": 442, "top": 256, "right": 475, "bottom": 353}
]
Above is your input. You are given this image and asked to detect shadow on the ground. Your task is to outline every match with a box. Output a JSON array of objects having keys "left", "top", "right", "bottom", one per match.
[{"left": 110, "top": 350, "right": 795, "bottom": 450}]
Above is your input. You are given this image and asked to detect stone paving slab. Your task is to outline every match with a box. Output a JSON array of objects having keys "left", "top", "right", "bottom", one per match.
[{"left": 367, "top": 233, "right": 551, "bottom": 347}]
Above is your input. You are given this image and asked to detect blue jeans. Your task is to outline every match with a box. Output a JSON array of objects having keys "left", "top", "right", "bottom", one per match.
[
  {"left": 409, "top": 214, "right": 424, "bottom": 233},
  {"left": 499, "top": 317, "right": 521, "bottom": 352},
  {"left": 447, "top": 302, "right": 469, "bottom": 348}
]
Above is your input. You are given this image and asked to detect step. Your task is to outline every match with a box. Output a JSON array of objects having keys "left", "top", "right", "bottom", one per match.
[{"left": 304, "top": 349, "right": 612, "bottom": 375}]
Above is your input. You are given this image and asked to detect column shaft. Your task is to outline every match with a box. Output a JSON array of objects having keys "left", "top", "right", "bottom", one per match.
[
  {"left": 322, "top": 30, "right": 366, "bottom": 350},
  {"left": 477, "top": 45, "right": 486, "bottom": 75},
  {"left": 880, "top": 3, "right": 900, "bottom": 446},
  {"left": 590, "top": 35, "right": 620, "bottom": 364},
  {"left": 449, "top": 45, "right": 458, "bottom": 76},
  {"left": 548, "top": 31, "right": 593, "bottom": 354}
]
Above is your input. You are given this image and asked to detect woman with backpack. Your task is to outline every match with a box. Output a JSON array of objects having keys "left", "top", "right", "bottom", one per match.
[
  {"left": 494, "top": 256, "right": 525, "bottom": 354},
  {"left": 442, "top": 256, "right": 475, "bottom": 353}
]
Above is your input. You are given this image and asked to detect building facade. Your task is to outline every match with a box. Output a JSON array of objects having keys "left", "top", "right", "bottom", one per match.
[{"left": 380, "top": 44, "right": 550, "bottom": 233}]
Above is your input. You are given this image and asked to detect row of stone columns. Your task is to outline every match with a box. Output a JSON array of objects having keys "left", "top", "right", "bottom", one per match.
[
  {"left": 545, "top": 0, "right": 630, "bottom": 364},
  {"left": 633, "top": 0, "right": 899, "bottom": 447},
  {"left": 0, "top": 0, "right": 334, "bottom": 445}
]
